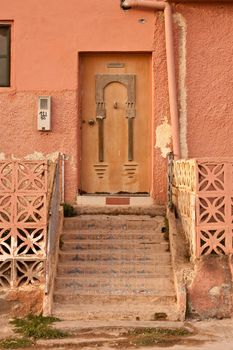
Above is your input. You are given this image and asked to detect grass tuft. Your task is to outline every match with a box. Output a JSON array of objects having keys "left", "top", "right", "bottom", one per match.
[
  {"left": 10, "top": 315, "right": 68, "bottom": 340},
  {"left": 128, "top": 327, "right": 191, "bottom": 346},
  {"left": 0, "top": 337, "right": 33, "bottom": 349},
  {"left": 62, "top": 203, "right": 76, "bottom": 217}
]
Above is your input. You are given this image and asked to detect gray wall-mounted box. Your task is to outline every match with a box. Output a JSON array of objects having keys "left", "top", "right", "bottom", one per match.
[{"left": 37, "top": 96, "right": 51, "bottom": 131}]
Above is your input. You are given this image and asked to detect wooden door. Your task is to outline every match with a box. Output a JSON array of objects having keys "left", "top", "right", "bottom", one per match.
[{"left": 80, "top": 53, "right": 151, "bottom": 194}]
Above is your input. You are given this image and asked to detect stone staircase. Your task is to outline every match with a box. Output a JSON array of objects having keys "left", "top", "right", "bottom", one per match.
[{"left": 52, "top": 213, "right": 178, "bottom": 320}]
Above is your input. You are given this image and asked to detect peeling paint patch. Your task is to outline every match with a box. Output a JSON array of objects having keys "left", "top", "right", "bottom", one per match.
[
  {"left": 209, "top": 284, "right": 230, "bottom": 297},
  {"left": 10, "top": 151, "right": 62, "bottom": 162},
  {"left": 155, "top": 117, "right": 172, "bottom": 158},
  {"left": 0, "top": 153, "right": 6, "bottom": 160},
  {"left": 11, "top": 154, "right": 19, "bottom": 161},
  {"left": 24, "top": 151, "right": 60, "bottom": 162},
  {"left": 24, "top": 152, "right": 46, "bottom": 161},
  {"left": 174, "top": 13, "right": 188, "bottom": 159},
  {"left": 209, "top": 286, "right": 221, "bottom": 296}
]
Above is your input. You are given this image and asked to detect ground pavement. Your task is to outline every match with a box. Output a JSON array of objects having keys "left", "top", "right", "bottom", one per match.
[{"left": 2, "top": 318, "right": 233, "bottom": 349}]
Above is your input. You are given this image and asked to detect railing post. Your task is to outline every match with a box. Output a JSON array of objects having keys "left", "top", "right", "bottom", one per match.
[
  {"left": 45, "top": 156, "right": 63, "bottom": 299},
  {"left": 61, "top": 154, "right": 65, "bottom": 204},
  {"left": 167, "top": 152, "right": 174, "bottom": 209}
]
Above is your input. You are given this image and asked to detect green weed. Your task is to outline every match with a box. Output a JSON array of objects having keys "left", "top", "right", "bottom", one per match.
[
  {"left": 10, "top": 315, "right": 68, "bottom": 340},
  {"left": 128, "top": 327, "right": 191, "bottom": 346},
  {"left": 0, "top": 337, "right": 33, "bottom": 349},
  {"left": 62, "top": 203, "right": 76, "bottom": 217}
]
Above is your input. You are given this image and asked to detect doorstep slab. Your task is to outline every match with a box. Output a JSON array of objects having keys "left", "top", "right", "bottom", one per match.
[{"left": 76, "top": 195, "right": 154, "bottom": 206}]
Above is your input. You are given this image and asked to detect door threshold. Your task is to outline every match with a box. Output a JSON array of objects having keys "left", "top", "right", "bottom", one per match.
[
  {"left": 76, "top": 195, "right": 154, "bottom": 207},
  {"left": 79, "top": 193, "right": 150, "bottom": 197}
]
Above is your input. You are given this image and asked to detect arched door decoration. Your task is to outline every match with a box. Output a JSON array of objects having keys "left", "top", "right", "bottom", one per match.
[{"left": 95, "top": 74, "right": 136, "bottom": 162}]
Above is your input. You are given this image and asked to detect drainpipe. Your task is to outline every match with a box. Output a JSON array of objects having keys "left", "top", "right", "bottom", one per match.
[{"left": 121, "top": 0, "right": 181, "bottom": 159}]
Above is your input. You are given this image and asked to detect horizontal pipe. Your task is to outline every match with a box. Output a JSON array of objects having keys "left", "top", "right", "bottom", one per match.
[
  {"left": 123, "top": 0, "right": 233, "bottom": 5},
  {"left": 122, "top": 0, "right": 165, "bottom": 9}
]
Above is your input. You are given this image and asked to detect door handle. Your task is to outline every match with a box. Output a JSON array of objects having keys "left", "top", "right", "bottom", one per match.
[{"left": 88, "top": 119, "right": 96, "bottom": 127}]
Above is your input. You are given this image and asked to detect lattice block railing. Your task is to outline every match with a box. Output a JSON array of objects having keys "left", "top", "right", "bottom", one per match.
[
  {"left": 0, "top": 161, "right": 47, "bottom": 193},
  {"left": 173, "top": 158, "right": 233, "bottom": 258},
  {"left": 173, "top": 160, "right": 197, "bottom": 256},
  {"left": 0, "top": 259, "right": 45, "bottom": 288},
  {"left": 173, "top": 159, "right": 196, "bottom": 191},
  {"left": 196, "top": 160, "right": 233, "bottom": 256},
  {"left": 0, "top": 161, "right": 47, "bottom": 289}
]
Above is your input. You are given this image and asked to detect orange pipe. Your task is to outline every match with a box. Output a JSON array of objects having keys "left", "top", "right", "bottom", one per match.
[
  {"left": 122, "top": 0, "right": 181, "bottom": 159},
  {"left": 164, "top": 3, "right": 181, "bottom": 160},
  {"left": 122, "top": 0, "right": 166, "bottom": 9}
]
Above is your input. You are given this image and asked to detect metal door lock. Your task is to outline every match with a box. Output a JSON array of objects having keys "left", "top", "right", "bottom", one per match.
[{"left": 88, "top": 119, "right": 96, "bottom": 127}]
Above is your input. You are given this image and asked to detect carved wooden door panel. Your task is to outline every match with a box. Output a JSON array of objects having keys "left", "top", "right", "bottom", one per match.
[{"left": 80, "top": 53, "right": 151, "bottom": 194}]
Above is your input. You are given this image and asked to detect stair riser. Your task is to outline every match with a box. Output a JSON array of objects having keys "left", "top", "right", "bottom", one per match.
[
  {"left": 59, "top": 253, "right": 171, "bottom": 264},
  {"left": 61, "top": 242, "right": 169, "bottom": 252},
  {"left": 54, "top": 289, "right": 175, "bottom": 296},
  {"left": 55, "top": 279, "right": 174, "bottom": 293},
  {"left": 53, "top": 294, "right": 176, "bottom": 304},
  {"left": 52, "top": 310, "right": 177, "bottom": 321},
  {"left": 57, "top": 265, "right": 172, "bottom": 276},
  {"left": 73, "top": 206, "right": 166, "bottom": 216},
  {"left": 61, "top": 233, "right": 167, "bottom": 242},
  {"left": 64, "top": 220, "right": 163, "bottom": 230}
]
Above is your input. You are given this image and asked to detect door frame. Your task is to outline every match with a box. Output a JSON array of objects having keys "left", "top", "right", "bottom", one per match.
[{"left": 77, "top": 51, "right": 155, "bottom": 202}]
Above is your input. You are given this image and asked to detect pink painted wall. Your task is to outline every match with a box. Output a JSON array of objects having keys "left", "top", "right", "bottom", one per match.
[
  {"left": 175, "top": 3, "right": 233, "bottom": 158},
  {"left": 0, "top": 0, "right": 169, "bottom": 203},
  {"left": 1, "top": 0, "right": 232, "bottom": 203}
]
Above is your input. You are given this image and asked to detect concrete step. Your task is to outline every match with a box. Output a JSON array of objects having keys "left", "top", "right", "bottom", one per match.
[
  {"left": 55, "top": 276, "right": 175, "bottom": 294},
  {"left": 52, "top": 299, "right": 178, "bottom": 321},
  {"left": 63, "top": 215, "right": 165, "bottom": 230},
  {"left": 61, "top": 230, "right": 167, "bottom": 242},
  {"left": 53, "top": 212, "right": 177, "bottom": 321},
  {"left": 61, "top": 240, "right": 169, "bottom": 252},
  {"left": 58, "top": 251, "right": 172, "bottom": 264},
  {"left": 56, "top": 271, "right": 170, "bottom": 279},
  {"left": 73, "top": 205, "right": 166, "bottom": 217},
  {"left": 57, "top": 263, "right": 173, "bottom": 276},
  {"left": 54, "top": 288, "right": 175, "bottom": 297},
  {"left": 53, "top": 293, "right": 176, "bottom": 305}
]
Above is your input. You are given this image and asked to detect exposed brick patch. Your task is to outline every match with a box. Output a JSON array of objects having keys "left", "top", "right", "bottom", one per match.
[
  {"left": 187, "top": 255, "right": 233, "bottom": 319},
  {"left": 106, "top": 197, "right": 130, "bottom": 205}
]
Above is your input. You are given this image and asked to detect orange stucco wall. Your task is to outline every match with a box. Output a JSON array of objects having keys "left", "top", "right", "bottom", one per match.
[
  {"left": 175, "top": 3, "right": 233, "bottom": 158},
  {"left": 0, "top": 0, "right": 233, "bottom": 203}
]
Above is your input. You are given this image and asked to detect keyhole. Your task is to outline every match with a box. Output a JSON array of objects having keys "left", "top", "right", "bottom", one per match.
[{"left": 113, "top": 102, "right": 118, "bottom": 109}]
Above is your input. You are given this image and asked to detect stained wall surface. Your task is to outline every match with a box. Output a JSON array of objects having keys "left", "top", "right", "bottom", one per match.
[{"left": 0, "top": 0, "right": 233, "bottom": 203}]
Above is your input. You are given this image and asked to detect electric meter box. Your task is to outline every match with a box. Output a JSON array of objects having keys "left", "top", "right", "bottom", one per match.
[{"left": 37, "top": 96, "right": 51, "bottom": 131}]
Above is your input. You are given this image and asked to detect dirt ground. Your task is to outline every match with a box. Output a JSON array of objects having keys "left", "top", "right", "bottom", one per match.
[{"left": 1, "top": 318, "right": 233, "bottom": 350}]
